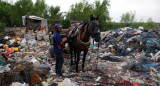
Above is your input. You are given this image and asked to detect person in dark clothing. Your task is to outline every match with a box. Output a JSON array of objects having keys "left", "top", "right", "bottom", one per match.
[{"left": 53, "top": 24, "right": 67, "bottom": 76}]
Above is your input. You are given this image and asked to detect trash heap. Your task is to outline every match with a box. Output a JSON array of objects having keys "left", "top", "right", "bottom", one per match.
[
  {"left": 0, "top": 27, "right": 160, "bottom": 86},
  {"left": 0, "top": 29, "right": 53, "bottom": 86},
  {"left": 96, "top": 27, "right": 160, "bottom": 85}
]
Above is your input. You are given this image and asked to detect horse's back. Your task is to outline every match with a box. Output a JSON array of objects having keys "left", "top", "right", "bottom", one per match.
[{"left": 67, "top": 25, "right": 80, "bottom": 38}]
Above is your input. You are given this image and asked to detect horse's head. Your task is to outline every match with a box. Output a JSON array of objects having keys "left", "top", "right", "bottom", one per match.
[{"left": 88, "top": 15, "right": 101, "bottom": 42}]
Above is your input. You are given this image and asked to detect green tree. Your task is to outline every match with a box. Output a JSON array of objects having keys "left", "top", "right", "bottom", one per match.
[
  {"left": 65, "top": 0, "right": 110, "bottom": 30},
  {"left": 120, "top": 11, "right": 136, "bottom": 24},
  {"left": 0, "top": 1, "right": 12, "bottom": 26},
  {"left": 64, "top": 0, "right": 93, "bottom": 28},
  {"left": 93, "top": 0, "right": 110, "bottom": 30},
  {"left": 143, "top": 17, "right": 156, "bottom": 29},
  {"left": 66, "top": 0, "right": 93, "bottom": 21},
  {"left": 0, "top": 22, "right": 5, "bottom": 32},
  {"left": 43, "top": 6, "right": 50, "bottom": 18},
  {"left": 49, "top": 6, "right": 60, "bottom": 19},
  {"left": 48, "top": 6, "right": 60, "bottom": 26},
  {"left": 10, "top": 0, "right": 33, "bottom": 26},
  {"left": 33, "top": 0, "right": 47, "bottom": 17}
]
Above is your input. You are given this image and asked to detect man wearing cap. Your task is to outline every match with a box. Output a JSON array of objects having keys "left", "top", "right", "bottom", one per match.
[{"left": 53, "top": 24, "right": 67, "bottom": 76}]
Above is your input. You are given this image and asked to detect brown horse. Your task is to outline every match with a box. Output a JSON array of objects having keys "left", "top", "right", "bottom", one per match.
[{"left": 67, "top": 15, "right": 101, "bottom": 72}]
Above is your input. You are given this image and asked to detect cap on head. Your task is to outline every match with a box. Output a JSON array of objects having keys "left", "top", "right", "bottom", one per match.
[{"left": 54, "top": 24, "right": 62, "bottom": 29}]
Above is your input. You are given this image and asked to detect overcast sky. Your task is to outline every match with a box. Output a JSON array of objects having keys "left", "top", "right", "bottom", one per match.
[{"left": 10, "top": 0, "right": 160, "bottom": 22}]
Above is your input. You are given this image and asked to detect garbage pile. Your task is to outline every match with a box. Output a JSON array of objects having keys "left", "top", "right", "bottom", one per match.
[
  {"left": 0, "top": 29, "right": 54, "bottom": 86},
  {"left": 0, "top": 27, "right": 160, "bottom": 86},
  {"left": 97, "top": 27, "right": 160, "bottom": 85}
]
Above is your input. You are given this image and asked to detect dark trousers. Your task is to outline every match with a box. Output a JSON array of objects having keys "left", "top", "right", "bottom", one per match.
[{"left": 55, "top": 52, "right": 64, "bottom": 75}]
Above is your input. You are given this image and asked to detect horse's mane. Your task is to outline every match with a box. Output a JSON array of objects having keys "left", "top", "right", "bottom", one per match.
[{"left": 81, "top": 21, "right": 89, "bottom": 31}]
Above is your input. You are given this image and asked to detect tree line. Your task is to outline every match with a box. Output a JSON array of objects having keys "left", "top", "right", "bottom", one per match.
[{"left": 0, "top": 0, "right": 158, "bottom": 32}]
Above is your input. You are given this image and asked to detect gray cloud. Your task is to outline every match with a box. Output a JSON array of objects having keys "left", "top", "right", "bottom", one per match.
[{"left": 110, "top": 0, "right": 160, "bottom": 22}]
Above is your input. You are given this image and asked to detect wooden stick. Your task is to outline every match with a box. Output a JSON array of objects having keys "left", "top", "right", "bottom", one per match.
[{"left": 101, "top": 30, "right": 111, "bottom": 41}]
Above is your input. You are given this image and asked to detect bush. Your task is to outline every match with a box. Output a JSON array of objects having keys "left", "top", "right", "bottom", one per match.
[{"left": 0, "top": 22, "right": 5, "bottom": 32}]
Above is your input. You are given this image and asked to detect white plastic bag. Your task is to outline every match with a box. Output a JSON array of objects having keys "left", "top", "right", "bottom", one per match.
[
  {"left": 61, "top": 78, "right": 78, "bottom": 86},
  {"left": 28, "top": 39, "right": 36, "bottom": 47},
  {"left": 21, "top": 39, "right": 27, "bottom": 44},
  {"left": 24, "top": 33, "right": 35, "bottom": 40},
  {"left": 43, "top": 35, "right": 49, "bottom": 42},
  {"left": 10, "top": 82, "right": 28, "bottom": 86},
  {"left": 30, "top": 58, "right": 40, "bottom": 68}
]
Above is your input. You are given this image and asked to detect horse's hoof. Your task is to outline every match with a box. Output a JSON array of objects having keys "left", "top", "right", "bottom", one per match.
[{"left": 82, "top": 69, "right": 86, "bottom": 72}]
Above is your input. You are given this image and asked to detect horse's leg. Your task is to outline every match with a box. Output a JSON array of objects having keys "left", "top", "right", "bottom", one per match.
[
  {"left": 70, "top": 49, "right": 73, "bottom": 66},
  {"left": 73, "top": 37, "right": 77, "bottom": 65},
  {"left": 76, "top": 51, "right": 81, "bottom": 72},
  {"left": 74, "top": 50, "right": 77, "bottom": 64},
  {"left": 82, "top": 50, "right": 88, "bottom": 72},
  {"left": 69, "top": 42, "right": 74, "bottom": 66}
]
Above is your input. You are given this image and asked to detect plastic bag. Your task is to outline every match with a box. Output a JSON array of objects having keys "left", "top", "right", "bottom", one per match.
[
  {"left": 11, "top": 82, "right": 28, "bottom": 86},
  {"left": 61, "top": 78, "right": 78, "bottom": 86}
]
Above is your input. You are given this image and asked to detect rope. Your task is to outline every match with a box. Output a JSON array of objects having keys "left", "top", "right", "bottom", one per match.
[{"left": 78, "top": 28, "right": 90, "bottom": 45}]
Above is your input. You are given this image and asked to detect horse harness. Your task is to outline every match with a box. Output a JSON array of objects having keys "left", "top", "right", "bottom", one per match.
[
  {"left": 78, "top": 24, "right": 91, "bottom": 45},
  {"left": 69, "top": 23, "right": 91, "bottom": 45},
  {"left": 69, "top": 20, "right": 100, "bottom": 46},
  {"left": 68, "top": 24, "right": 82, "bottom": 38}
]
